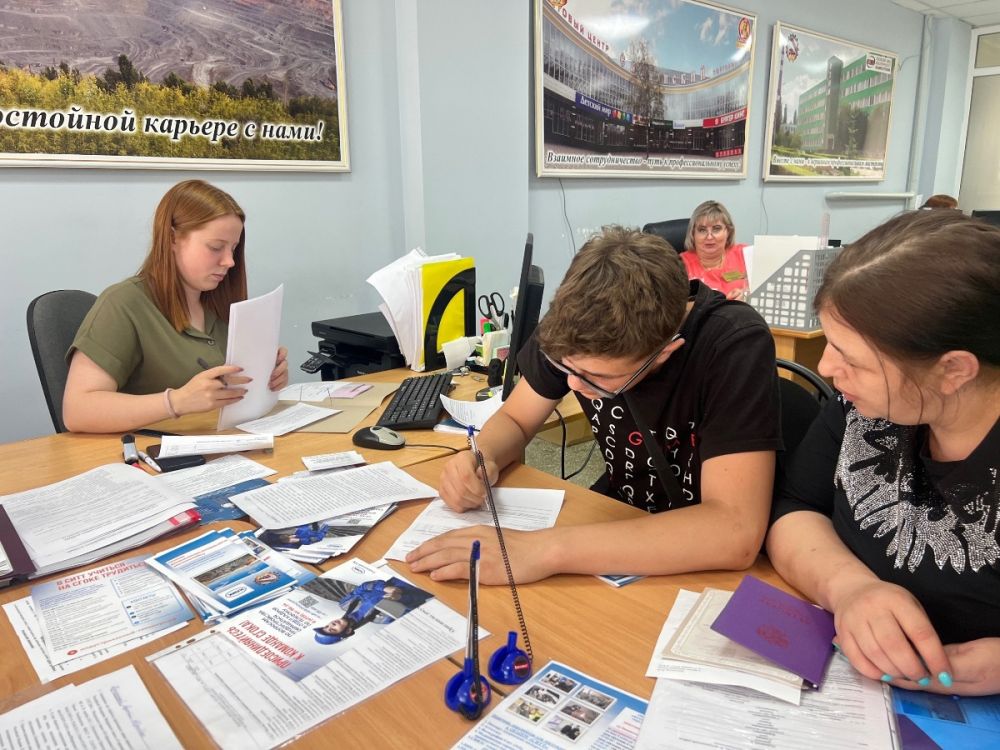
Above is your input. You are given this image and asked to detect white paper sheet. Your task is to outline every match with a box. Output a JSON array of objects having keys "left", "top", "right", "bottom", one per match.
[
  {"left": 157, "top": 454, "right": 276, "bottom": 497},
  {"left": 158, "top": 433, "right": 274, "bottom": 457},
  {"left": 634, "top": 657, "right": 895, "bottom": 750},
  {"left": 149, "top": 598, "right": 467, "bottom": 750},
  {"left": 301, "top": 451, "right": 365, "bottom": 471},
  {"left": 278, "top": 382, "right": 372, "bottom": 401},
  {"left": 440, "top": 391, "right": 504, "bottom": 431},
  {"left": 218, "top": 285, "right": 283, "bottom": 429},
  {"left": 229, "top": 462, "right": 438, "bottom": 529},
  {"left": 645, "top": 590, "right": 802, "bottom": 704},
  {"left": 384, "top": 488, "right": 565, "bottom": 560},
  {"left": 2, "top": 597, "right": 187, "bottom": 684},
  {"left": 0, "top": 464, "right": 194, "bottom": 570},
  {"left": 0, "top": 665, "right": 182, "bottom": 749},
  {"left": 235, "top": 402, "right": 339, "bottom": 436}
]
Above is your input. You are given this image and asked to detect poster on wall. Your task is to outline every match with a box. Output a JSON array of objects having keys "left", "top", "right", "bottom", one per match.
[
  {"left": 534, "top": 0, "right": 757, "bottom": 179},
  {"left": 762, "top": 23, "right": 897, "bottom": 181},
  {"left": 0, "top": 0, "right": 349, "bottom": 171}
]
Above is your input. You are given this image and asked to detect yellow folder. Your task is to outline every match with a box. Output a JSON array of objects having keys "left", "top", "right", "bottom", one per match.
[{"left": 419, "top": 257, "right": 475, "bottom": 370}]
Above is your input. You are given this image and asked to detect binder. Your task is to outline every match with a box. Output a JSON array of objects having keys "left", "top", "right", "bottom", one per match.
[
  {"left": 419, "top": 258, "right": 476, "bottom": 371},
  {"left": 0, "top": 505, "right": 36, "bottom": 586}
]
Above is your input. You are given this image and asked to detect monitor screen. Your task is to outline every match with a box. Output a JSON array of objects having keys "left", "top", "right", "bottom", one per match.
[{"left": 501, "top": 233, "right": 544, "bottom": 401}]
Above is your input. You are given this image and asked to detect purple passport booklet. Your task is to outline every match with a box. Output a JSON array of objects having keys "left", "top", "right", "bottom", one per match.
[{"left": 711, "top": 575, "right": 836, "bottom": 688}]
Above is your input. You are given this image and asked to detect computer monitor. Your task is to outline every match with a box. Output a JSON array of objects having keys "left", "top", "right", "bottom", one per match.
[
  {"left": 971, "top": 209, "right": 1000, "bottom": 229},
  {"left": 501, "top": 233, "right": 544, "bottom": 402}
]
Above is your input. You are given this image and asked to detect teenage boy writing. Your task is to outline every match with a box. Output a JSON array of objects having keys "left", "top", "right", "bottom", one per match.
[{"left": 407, "top": 226, "right": 781, "bottom": 584}]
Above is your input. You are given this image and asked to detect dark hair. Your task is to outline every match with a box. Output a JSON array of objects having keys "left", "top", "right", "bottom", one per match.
[
  {"left": 536, "top": 226, "right": 689, "bottom": 360},
  {"left": 815, "top": 210, "right": 1000, "bottom": 373}
]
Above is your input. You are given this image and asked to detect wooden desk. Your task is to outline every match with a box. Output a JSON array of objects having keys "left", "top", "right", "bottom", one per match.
[
  {"left": 770, "top": 326, "right": 827, "bottom": 381},
  {"left": 0, "top": 413, "right": 790, "bottom": 746}
]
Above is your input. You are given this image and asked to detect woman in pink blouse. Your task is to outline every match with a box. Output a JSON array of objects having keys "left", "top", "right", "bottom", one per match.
[{"left": 682, "top": 201, "right": 749, "bottom": 301}]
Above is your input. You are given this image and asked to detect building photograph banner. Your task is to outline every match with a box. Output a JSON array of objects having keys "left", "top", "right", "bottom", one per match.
[
  {"left": 0, "top": 0, "right": 349, "bottom": 171},
  {"left": 535, "top": 0, "right": 757, "bottom": 179},
  {"left": 762, "top": 23, "right": 897, "bottom": 182}
]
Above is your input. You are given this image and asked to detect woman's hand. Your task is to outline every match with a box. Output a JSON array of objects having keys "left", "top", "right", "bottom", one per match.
[
  {"left": 437, "top": 451, "right": 499, "bottom": 512},
  {"left": 269, "top": 346, "right": 289, "bottom": 391},
  {"left": 406, "top": 526, "right": 556, "bottom": 584},
  {"left": 830, "top": 578, "right": 952, "bottom": 688},
  {"left": 172, "top": 365, "right": 247, "bottom": 415}
]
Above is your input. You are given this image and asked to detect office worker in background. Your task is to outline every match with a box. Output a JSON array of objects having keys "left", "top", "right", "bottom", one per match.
[
  {"left": 408, "top": 226, "right": 780, "bottom": 584},
  {"left": 681, "top": 200, "right": 749, "bottom": 301},
  {"left": 767, "top": 210, "right": 1000, "bottom": 695},
  {"left": 63, "top": 180, "right": 288, "bottom": 433}
]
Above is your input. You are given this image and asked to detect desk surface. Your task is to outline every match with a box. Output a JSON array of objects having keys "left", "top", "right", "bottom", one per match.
[{"left": 0, "top": 373, "right": 787, "bottom": 747}]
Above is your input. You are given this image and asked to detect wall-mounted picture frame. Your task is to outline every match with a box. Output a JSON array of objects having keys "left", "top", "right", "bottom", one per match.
[
  {"left": 0, "top": 0, "right": 349, "bottom": 171},
  {"left": 762, "top": 23, "right": 896, "bottom": 181},
  {"left": 534, "top": 0, "right": 757, "bottom": 179}
]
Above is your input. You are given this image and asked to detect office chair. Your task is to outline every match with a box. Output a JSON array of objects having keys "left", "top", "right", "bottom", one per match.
[
  {"left": 775, "top": 358, "right": 834, "bottom": 460},
  {"left": 27, "top": 289, "right": 97, "bottom": 433},
  {"left": 971, "top": 209, "right": 1000, "bottom": 229},
  {"left": 641, "top": 218, "right": 690, "bottom": 255}
]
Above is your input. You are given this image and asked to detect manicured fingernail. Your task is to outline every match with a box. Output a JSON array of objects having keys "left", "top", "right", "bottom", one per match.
[
  {"left": 880, "top": 674, "right": 893, "bottom": 682},
  {"left": 938, "top": 672, "right": 952, "bottom": 688},
  {"left": 918, "top": 677, "right": 931, "bottom": 687}
]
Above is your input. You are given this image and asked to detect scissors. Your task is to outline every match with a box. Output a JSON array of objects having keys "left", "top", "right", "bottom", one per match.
[{"left": 478, "top": 292, "right": 508, "bottom": 330}]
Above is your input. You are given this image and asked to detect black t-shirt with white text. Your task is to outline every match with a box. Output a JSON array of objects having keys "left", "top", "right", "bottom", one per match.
[{"left": 519, "top": 281, "right": 782, "bottom": 513}]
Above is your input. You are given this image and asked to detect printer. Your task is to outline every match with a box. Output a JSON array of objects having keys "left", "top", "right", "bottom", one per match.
[{"left": 310, "top": 312, "right": 405, "bottom": 381}]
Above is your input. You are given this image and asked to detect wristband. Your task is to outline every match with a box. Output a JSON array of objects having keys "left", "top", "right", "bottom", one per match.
[{"left": 163, "top": 388, "right": 179, "bottom": 419}]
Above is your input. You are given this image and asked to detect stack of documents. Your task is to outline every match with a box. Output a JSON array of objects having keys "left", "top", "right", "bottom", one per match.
[
  {"left": 29, "top": 555, "right": 193, "bottom": 667},
  {"left": 0, "top": 464, "right": 199, "bottom": 578},
  {"left": 367, "top": 247, "right": 474, "bottom": 370},
  {"left": 146, "top": 528, "right": 315, "bottom": 622}
]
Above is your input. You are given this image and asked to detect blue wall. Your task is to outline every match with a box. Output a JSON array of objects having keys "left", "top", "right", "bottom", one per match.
[{"left": 1, "top": 1, "right": 970, "bottom": 442}]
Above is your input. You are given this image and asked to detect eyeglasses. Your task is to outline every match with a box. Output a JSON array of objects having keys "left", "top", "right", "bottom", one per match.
[
  {"left": 694, "top": 223, "right": 727, "bottom": 237},
  {"left": 542, "top": 337, "right": 678, "bottom": 399}
]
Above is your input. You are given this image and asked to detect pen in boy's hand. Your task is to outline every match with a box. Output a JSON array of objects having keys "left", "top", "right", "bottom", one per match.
[{"left": 197, "top": 357, "right": 229, "bottom": 388}]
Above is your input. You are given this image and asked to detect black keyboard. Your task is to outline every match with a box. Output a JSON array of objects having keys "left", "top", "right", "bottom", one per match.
[{"left": 376, "top": 373, "right": 453, "bottom": 430}]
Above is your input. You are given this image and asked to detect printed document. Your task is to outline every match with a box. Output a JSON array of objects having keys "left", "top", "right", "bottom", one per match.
[
  {"left": 158, "top": 454, "right": 276, "bottom": 497},
  {"left": 384, "top": 488, "right": 565, "bottom": 560},
  {"left": 454, "top": 660, "right": 648, "bottom": 749},
  {"left": 236, "top": 402, "right": 339, "bottom": 436},
  {"left": 149, "top": 580, "right": 468, "bottom": 749},
  {"left": 158, "top": 433, "right": 274, "bottom": 457},
  {"left": 230, "top": 461, "right": 437, "bottom": 528},
  {"left": 3, "top": 597, "right": 187, "bottom": 684},
  {"left": 31, "top": 555, "right": 192, "bottom": 665},
  {"left": 218, "top": 284, "right": 283, "bottom": 429},
  {"left": 440, "top": 391, "right": 504, "bottom": 431},
  {"left": 646, "top": 589, "right": 802, "bottom": 704},
  {"left": 0, "top": 463, "right": 194, "bottom": 571},
  {"left": 0, "top": 665, "right": 182, "bottom": 749},
  {"left": 634, "top": 657, "right": 895, "bottom": 750},
  {"left": 301, "top": 450, "right": 365, "bottom": 471}
]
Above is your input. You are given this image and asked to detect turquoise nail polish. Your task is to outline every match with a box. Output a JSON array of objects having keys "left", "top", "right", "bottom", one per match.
[
  {"left": 881, "top": 674, "right": 893, "bottom": 682},
  {"left": 938, "top": 672, "right": 953, "bottom": 688},
  {"left": 918, "top": 677, "right": 931, "bottom": 687},
  {"left": 832, "top": 643, "right": 841, "bottom": 652}
]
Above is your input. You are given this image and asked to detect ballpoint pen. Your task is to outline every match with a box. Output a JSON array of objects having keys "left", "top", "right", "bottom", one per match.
[
  {"left": 137, "top": 450, "right": 162, "bottom": 473},
  {"left": 197, "top": 357, "right": 230, "bottom": 388}
]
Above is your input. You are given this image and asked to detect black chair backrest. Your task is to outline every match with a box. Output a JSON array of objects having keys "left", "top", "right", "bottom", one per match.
[
  {"left": 27, "top": 290, "right": 97, "bottom": 433},
  {"left": 775, "top": 358, "right": 834, "bottom": 460},
  {"left": 642, "top": 218, "right": 690, "bottom": 255}
]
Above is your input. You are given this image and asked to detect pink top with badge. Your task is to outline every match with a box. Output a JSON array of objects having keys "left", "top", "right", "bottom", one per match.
[{"left": 683, "top": 243, "right": 749, "bottom": 300}]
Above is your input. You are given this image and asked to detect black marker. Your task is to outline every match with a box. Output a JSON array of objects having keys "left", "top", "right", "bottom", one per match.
[{"left": 121, "top": 434, "right": 139, "bottom": 465}]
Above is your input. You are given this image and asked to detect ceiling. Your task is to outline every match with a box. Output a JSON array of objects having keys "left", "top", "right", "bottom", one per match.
[{"left": 893, "top": 0, "right": 1000, "bottom": 27}]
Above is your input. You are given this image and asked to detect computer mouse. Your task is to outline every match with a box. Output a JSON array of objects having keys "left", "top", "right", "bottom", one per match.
[{"left": 352, "top": 426, "right": 406, "bottom": 450}]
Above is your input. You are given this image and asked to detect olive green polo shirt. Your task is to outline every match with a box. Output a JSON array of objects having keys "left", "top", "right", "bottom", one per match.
[{"left": 69, "top": 277, "right": 228, "bottom": 395}]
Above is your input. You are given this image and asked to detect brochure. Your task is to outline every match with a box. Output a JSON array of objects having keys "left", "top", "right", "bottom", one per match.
[
  {"left": 256, "top": 504, "right": 396, "bottom": 564},
  {"left": 454, "top": 660, "right": 648, "bottom": 749},
  {"left": 221, "top": 557, "right": 433, "bottom": 681},
  {"left": 31, "top": 555, "right": 192, "bottom": 665},
  {"left": 893, "top": 687, "right": 1000, "bottom": 749}
]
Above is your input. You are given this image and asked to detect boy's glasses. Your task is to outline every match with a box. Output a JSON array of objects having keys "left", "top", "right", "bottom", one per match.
[{"left": 542, "top": 335, "right": 678, "bottom": 399}]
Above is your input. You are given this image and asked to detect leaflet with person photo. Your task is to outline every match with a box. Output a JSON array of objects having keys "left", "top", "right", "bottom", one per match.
[{"left": 220, "top": 558, "right": 433, "bottom": 681}]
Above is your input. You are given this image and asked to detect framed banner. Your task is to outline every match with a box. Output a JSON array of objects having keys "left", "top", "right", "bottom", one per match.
[
  {"left": 534, "top": 0, "right": 757, "bottom": 179},
  {"left": 762, "top": 23, "right": 897, "bottom": 181},
  {"left": 0, "top": 0, "right": 349, "bottom": 171}
]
